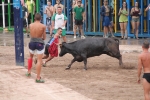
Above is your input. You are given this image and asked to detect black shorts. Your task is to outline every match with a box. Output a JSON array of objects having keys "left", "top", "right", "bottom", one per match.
[
  {"left": 75, "top": 19, "right": 83, "bottom": 25},
  {"left": 143, "top": 73, "right": 150, "bottom": 83},
  {"left": 46, "top": 17, "right": 51, "bottom": 26},
  {"left": 28, "top": 13, "right": 31, "bottom": 24},
  {"left": 44, "top": 44, "right": 49, "bottom": 55},
  {"left": 23, "top": 19, "right": 27, "bottom": 27}
]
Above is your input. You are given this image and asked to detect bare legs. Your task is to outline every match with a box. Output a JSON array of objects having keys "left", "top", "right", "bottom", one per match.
[{"left": 119, "top": 22, "right": 128, "bottom": 39}]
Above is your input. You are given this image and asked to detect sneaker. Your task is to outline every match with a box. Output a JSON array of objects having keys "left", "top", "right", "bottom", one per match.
[
  {"left": 104, "top": 35, "right": 108, "bottom": 38},
  {"left": 36, "top": 78, "right": 45, "bottom": 83},
  {"left": 74, "top": 36, "right": 76, "bottom": 39},
  {"left": 25, "top": 72, "right": 31, "bottom": 77},
  {"left": 81, "top": 36, "right": 85, "bottom": 39}
]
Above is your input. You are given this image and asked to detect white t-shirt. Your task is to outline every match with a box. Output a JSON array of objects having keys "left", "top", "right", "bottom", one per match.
[{"left": 52, "top": 13, "right": 67, "bottom": 29}]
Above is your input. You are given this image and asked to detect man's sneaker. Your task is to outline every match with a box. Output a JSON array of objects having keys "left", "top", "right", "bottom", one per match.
[
  {"left": 104, "top": 35, "right": 108, "bottom": 38},
  {"left": 74, "top": 36, "right": 76, "bottom": 39},
  {"left": 81, "top": 36, "right": 85, "bottom": 39}
]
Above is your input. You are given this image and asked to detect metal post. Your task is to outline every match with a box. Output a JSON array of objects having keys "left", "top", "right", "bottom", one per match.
[
  {"left": 13, "top": 0, "right": 24, "bottom": 66},
  {"left": 98, "top": 0, "right": 100, "bottom": 32},
  {"left": 52, "top": 0, "right": 56, "bottom": 6},
  {"left": 36, "top": 0, "right": 39, "bottom": 13},
  {"left": 8, "top": 0, "right": 11, "bottom": 30},
  {"left": 82, "top": 0, "right": 85, "bottom": 32},
  {"left": 31, "top": 0, "right": 34, "bottom": 22},
  {"left": 141, "top": 0, "right": 144, "bottom": 35},
  {"left": 2, "top": 0, "right": 5, "bottom": 28},
  {"left": 114, "top": 0, "right": 117, "bottom": 33},
  {"left": 126, "top": 0, "right": 130, "bottom": 37},
  {"left": 88, "top": 0, "right": 91, "bottom": 32},
  {"left": 148, "top": 0, "right": 150, "bottom": 35},
  {"left": 67, "top": 0, "right": 69, "bottom": 31}
]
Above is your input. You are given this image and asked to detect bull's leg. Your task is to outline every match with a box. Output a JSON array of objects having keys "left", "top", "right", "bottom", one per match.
[
  {"left": 106, "top": 52, "right": 123, "bottom": 67},
  {"left": 81, "top": 54, "right": 88, "bottom": 70},
  {"left": 83, "top": 58, "right": 87, "bottom": 70},
  {"left": 118, "top": 55, "right": 123, "bottom": 67},
  {"left": 66, "top": 58, "right": 76, "bottom": 70}
]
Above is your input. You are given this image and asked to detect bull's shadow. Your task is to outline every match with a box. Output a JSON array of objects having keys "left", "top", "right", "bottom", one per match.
[{"left": 59, "top": 37, "right": 123, "bottom": 70}]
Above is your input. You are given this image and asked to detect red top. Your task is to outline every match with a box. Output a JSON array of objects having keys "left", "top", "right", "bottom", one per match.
[
  {"left": 48, "top": 37, "right": 59, "bottom": 57},
  {"left": 132, "top": 8, "right": 140, "bottom": 16}
]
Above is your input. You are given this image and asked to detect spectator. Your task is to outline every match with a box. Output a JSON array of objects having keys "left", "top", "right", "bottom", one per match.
[
  {"left": 118, "top": 2, "right": 129, "bottom": 40},
  {"left": 44, "top": 0, "right": 54, "bottom": 37},
  {"left": 109, "top": 5, "right": 115, "bottom": 37},
  {"left": 130, "top": 2, "right": 141, "bottom": 40},
  {"left": 72, "top": 0, "right": 83, "bottom": 37},
  {"left": 73, "top": 0, "right": 85, "bottom": 39},
  {"left": 22, "top": 4, "right": 29, "bottom": 37},
  {"left": 52, "top": 7, "right": 67, "bottom": 42},
  {"left": 145, "top": 4, "right": 150, "bottom": 21},
  {"left": 54, "top": 0, "right": 64, "bottom": 14},
  {"left": 26, "top": 0, "right": 35, "bottom": 23},
  {"left": 100, "top": 0, "right": 112, "bottom": 38}
]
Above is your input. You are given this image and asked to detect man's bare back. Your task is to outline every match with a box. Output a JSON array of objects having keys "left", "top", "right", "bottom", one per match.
[
  {"left": 29, "top": 22, "right": 46, "bottom": 39},
  {"left": 139, "top": 52, "right": 150, "bottom": 73}
]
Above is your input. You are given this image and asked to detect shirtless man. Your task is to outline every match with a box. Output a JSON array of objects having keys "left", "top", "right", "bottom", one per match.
[
  {"left": 26, "top": 13, "right": 46, "bottom": 83},
  {"left": 138, "top": 41, "right": 150, "bottom": 100},
  {"left": 44, "top": 1, "right": 54, "bottom": 37},
  {"left": 54, "top": 0, "right": 64, "bottom": 13}
]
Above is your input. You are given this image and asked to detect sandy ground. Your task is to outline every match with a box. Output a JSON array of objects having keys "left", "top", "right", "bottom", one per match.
[{"left": 0, "top": 44, "right": 145, "bottom": 100}]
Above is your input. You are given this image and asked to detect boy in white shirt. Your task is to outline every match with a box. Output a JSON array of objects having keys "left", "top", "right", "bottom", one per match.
[{"left": 52, "top": 6, "right": 67, "bottom": 42}]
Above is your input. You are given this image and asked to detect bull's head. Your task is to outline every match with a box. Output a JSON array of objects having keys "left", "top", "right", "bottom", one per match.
[{"left": 59, "top": 42, "right": 68, "bottom": 57}]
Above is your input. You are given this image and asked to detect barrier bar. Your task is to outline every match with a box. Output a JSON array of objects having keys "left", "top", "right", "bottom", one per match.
[{"left": 88, "top": 0, "right": 92, "bottom": 32}]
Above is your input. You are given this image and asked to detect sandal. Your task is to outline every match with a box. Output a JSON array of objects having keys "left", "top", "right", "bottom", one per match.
[
  {"left": 25, "top": 73, "right": 31, "bottom": 77},
  {"left": 36, "top": 78, "right": 45, "bottom": 83}
]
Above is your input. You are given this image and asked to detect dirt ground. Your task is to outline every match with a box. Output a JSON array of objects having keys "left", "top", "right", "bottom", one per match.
[{"left": 0, "top": 44, "right": 145, "bottom": 100}]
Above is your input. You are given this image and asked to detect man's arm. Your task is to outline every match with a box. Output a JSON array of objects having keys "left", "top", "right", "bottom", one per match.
[
  {"left": 82, "top": 11, "right": 85, "bottom": 21},
  {"left": 145, "top": 4, "right": 150, "bottom": 12},
  {"left": 100, "top": 6, "right": 105, "bottom": 16},
  {"left": 44, "top": 8, "right": 47, "bottom": 14},
  {"left": 137, "top": 55, "right": 143, "bottom": 83},
  {"left": 53, "top": 5, "right": 56, "bottom": 14},
  {"left": 62, "top": 15, "right": 67, "bottom": 27},
  {"left": 51, "top": 14, "right": 55, "bottom": 30},
  {"left": 43, "top": 26, "right": 46, "bottom": 40}
]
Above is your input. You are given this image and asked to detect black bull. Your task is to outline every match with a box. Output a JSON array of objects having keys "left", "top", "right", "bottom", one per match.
[{"left": 59, "top": 38, "right": 123, "bottom": 70}]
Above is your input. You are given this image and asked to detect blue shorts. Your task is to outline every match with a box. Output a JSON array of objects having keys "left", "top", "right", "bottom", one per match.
[
  {"left": 103, "top": 16, "right": 111, "bottom": 27},
  {"left": 29, "top": 42, "right": 44, "bottom": 54}
]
